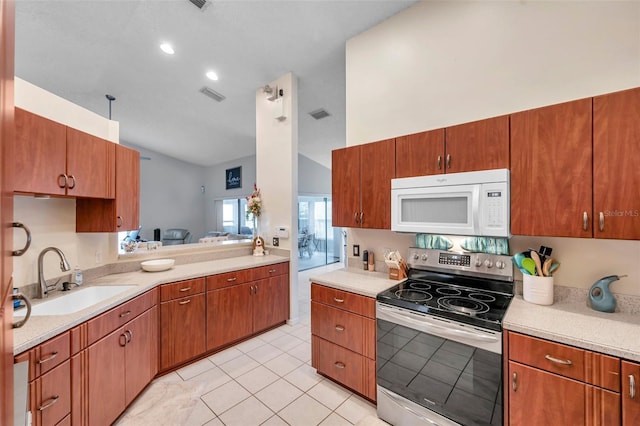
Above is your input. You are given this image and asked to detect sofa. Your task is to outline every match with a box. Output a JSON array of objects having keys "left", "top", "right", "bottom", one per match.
[{"left": 161, "top": 229, "right": 192, "bottom": 245}]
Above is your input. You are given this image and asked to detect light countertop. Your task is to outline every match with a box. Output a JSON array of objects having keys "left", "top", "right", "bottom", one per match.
[
  {"left": 13, "top": 254, "right": 288, "bottom": 355},
  {"left": 309, "top": 268, "right": 400, "bottom": 298}
]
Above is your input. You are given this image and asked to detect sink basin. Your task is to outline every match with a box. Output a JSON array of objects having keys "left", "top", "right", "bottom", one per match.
[{"left": 15, "top": 285, "right": 136, "bottom": 317}]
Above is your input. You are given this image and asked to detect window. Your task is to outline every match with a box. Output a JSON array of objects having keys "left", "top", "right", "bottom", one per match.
[{"left": 221, "top": 198, "right": 253, "bottom": 235}]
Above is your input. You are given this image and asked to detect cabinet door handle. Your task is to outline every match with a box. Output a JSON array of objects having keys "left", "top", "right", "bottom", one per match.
[
  {"left": 119, "top": 333, "right": 127, "bottom": 347},
  {"left": 254, "top": 285, "right": 259, "bottom": 293},
  {"left": 544, "top": 354, "right": 573, "bottom": 365},
  {"left": 599, "top": 211, "right": 605, "bottom": 232},
  {"left": 38, "top": 395, "right": 60, "bottom": 411},
  {"left": 360, "top": 212, "right": 364, "bottom": 225},
  {"left": 227, "top": 277, "right": 237, "bottom": 282},
  {"left": 119, "top": 310, "right": 131, "bottom": 318},
  {"left": 116, "top": 216, "right": 123, "bottom": 228},
  {"left": 583, "top": 211, "right": 589, "bottom": 231},
  {"left": 179, "top": 287, "right": 191, "bottom": 292},
  {"left": 179, "top": 299, "right": 191, "bottom": 305},
  {"left": 12, "top": 222, "right": 32, "bottom": 256},
  {"left": 354, "top": 212, "right": 359, "bottom": 224},
  {"left": 57, "top": 174, "right": 68, "bottom": 189},
  {"left": 67, "top": 174, "right": 76, "bottom": 189},
  {"left": 37, "top": 351, "right": 58, "bottom": 365},
  {"left": 334, "top": 361, "right": 346, "bottom": 369},
  {"left": 333, "top": 297, "right": 344, "bottom": 303},
  {"left": 335, "top": 325, "right": 345, "bottom": 332},
  {"left": 250, "top": 285, "right": 255, "bottom": 295},
  {"left": 630, "top": 375, "right": 636, "bottom": 399},
  {"left": 124, "top": 330, "right": 132, "bottom": 343},
  {"left": 437, "top": 155, "right": 442, "bottom": 170},
  {"left": 512, "top": 372, "right": 517, "bottom": 391},
  {"left": 446, "top": 154, "right": 451, "bottom": 169}
]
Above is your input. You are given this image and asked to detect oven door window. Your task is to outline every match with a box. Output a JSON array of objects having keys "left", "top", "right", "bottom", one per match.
[{"left": 377, "top": 318, "right": 502, "bottom": 426}]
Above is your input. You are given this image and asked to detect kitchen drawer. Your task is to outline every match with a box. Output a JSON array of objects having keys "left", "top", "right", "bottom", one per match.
[
  {"left": 311, "top": 284, "right": 375, "bottom": 318},
  {"left": 15, "top": 331, "right": 70, "bottom": 381},
  {"left": 509, "top": 332, "right": 621, "bottom": 391},
  {"left": 252, "top": 262, "right": 289, "bottom": 280},
  {"left": 160, "top": 277, "right": 205, "bottom": 302},
  {"left": 87, "top": 289, "right": 156, "bottom": 346},
  {"left": 311, "top": 301, "right": 375, "bottom": 359},
  {"left": 30, "top": 360, "right": 71, "bottom": 426},
  {"left": 312, "top": 335, "right": 367, "bottom": 396},
  {"left": 207, "top": 268, "right": 253, "bottom": 290}
]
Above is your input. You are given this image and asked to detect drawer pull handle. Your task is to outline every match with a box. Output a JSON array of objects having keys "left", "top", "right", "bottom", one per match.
[
  {"left": 179, "top": 287, "right": 191, "bottom": 292},
  {"left": 37, "top": 351, "right": 58, "bottom": 365},
  {"left": 268, "top": 269, "right": 277, "bottom": 273},
  {"left": 334, "top": 362, "right": 346, "bottom": 369},
  {"left": 38, "top": 395, "right": 59, "bottom": 411},
  {"left": 333, "top": 297, "right": 344, "bottom": 303},
  {"left": 335, "top": 325, "right": 345, "bottom": 332},
  {"left": 544, "top": 354, "right": 572, "bottom": 365},
  {"left": 227, "top": 277, "right": 237, "bottom": 282},
  {"left": 630, "top": 375, "right": 636, "bottom": 399},
  {"left": 512, "top": 372, "right": 517, "bottom": 391},
  {"left": 179, "top": 299, "right": 191, "bottom": 305},
  {"left": 119, "top": 310, "right": 131, "bottom": 318}
]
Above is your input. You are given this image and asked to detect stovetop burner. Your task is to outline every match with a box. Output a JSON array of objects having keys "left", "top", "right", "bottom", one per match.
[
  {"left": 394, "top": 289, "right": 433, "bottom": 302},
  {"left": 437, "top": 296, "right": 490, "bottom": 315}
]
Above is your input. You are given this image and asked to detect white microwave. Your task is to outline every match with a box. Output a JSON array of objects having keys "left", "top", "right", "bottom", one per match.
[{"left": 391, "top": 169, "right": 510, "bottom": 237}]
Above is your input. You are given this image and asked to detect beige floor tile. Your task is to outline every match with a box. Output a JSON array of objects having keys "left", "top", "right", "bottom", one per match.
[
  {"left": 261, "top": 414, "right": 290, "bottom": 426},
  {"left": 271, "top": 333, "right": 306, "bottom": 352},
  {"left": 264, "top": 352, "right": 304, "bottom": 376},
  {"left": 236, "top": 365, "right": 279, "bottom": 394},
  {"left": 219, "top": 353, "right": 261, "bottom": 378},
  {"left": 153, "top": 371, "right": 182, "bottom": 384},
  {"left": 201, "top": 380, "right": 251, "bottom": 415},
  {"left": 320, "top": 412, "right": 353, "bottom": 426},
  {"left": 246, "top": 342, "right": 284, "bottom": 364},
  {"left": 307, "top": 379, "right": 353, "bottom": 410},
  {"left": 184, "top": 399, "right": 217, "bottom": 425},
  {"left": 278, "top": 394, "right": 332, "bottom": 426},
  {"left": 288, "top": 324, "right": 311, "bottom": 342},
  {"left": 203, "top": 417, "right": 224, "bottom": 426},
  {"left": 218, "top": 396, "right": 274, "bottom": 426},
  {"left": 335, "top": 394, "right": 377, "bottom": 424},
  {"left": 283, "top": 363, "right": 324, "bottom": 392},
  {"left": 176, "top": 358, "right": 216, "bottom": 381},
  {"left": 288, "top": 341, "right": 311, "bottom": 362},
  {"left": 208, "top": 346, "right": 244, "bottom": 366},
  {"left": 186, "top": 365, "right": 233, "bottom": 395},
  {"left": 235, "top": 336, "right": 267, "bottom": 353},
  {"left": 255, "top": 378, "right": 304, "bottom": 412},
  {"left": 258, "top": 327, "right": 289, "bottom": 343}
]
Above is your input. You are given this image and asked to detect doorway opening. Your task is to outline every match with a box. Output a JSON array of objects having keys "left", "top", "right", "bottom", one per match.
[{"left": 297, "top": 196, "right": 340, "bottom": 271}]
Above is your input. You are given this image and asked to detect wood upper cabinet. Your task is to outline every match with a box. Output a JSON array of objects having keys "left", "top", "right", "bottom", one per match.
[
  {"left": 65, "top": 127, "right": 115, "bottom": 199},
  {"left": 622, "top": 361, "right": 640, "bottom": 425},
  {"left": 395, "top": 116, "right": 508, "bottom": 178},
  {"left": 332, "top": 139, "right": 395, "bottom": 229},
  {"left": 593, "top": 87, "right": 640, "bottom": 240},
  {"left": 76, "top": 143, "right": 140, "bottom": 232},
  {"left": 510, "top": 98, "right": 593, "bottom": 237}
]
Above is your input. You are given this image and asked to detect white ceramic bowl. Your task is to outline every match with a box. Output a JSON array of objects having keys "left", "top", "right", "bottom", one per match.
[{"left": 141, "top": 258, "right": 175, "bottom": 272}]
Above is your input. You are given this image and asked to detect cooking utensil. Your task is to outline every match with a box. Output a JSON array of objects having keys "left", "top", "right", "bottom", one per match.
[
  {"left": 530, "top": 250, "right": 543, "bottom": 276},
  {"left": 521, "top": 258, "right": 537, "bottom": 276},
  {"left": 542, "top": 257, "right": 554, "bottom": 277},
  {"left": 512, "top": 252, "right": 530, "bottom": 275},
  {"left": 548, "top": 262, "right": 560, "bottom": 275}
]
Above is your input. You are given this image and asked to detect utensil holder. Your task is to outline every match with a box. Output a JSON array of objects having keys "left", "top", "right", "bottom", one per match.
[{"left": 523, "top": 275, "right": 554, "bottom": 305}]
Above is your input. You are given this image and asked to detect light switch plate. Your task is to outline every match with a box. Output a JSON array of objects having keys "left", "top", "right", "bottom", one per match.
[{"left": 353, "top": 244, "right": 360, "bottom": 256}]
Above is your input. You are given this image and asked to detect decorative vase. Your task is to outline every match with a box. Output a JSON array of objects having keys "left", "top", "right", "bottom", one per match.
[{"left": 253, "top": 217, "right": 258, "bottom": 238}]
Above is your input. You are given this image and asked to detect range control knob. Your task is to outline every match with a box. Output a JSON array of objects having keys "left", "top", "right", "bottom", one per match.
[
  {"left": 474, "top": 258, "right": 483, "bottom": 267},
  {"left": 484, "top": 259, "right": 494, "bottom": 268},
  {"left": 413, "top": 253, "right": 419, "bottom": 260},
  {"left": 495, "top": 260, "right": 505, "bottom": 269},
  {"left": 421, "top": 254, "right": 428, "bottom": 261}
]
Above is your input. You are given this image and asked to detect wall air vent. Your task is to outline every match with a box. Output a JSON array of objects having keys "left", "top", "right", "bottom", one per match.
[
  {"left": 188, "top": 0, "right": 208, "bottom": 10},
  {"left": 309, "top": 108, "right": 331, "bottom": 120},
  {"left": 199, "top": 86, "right": 226, "bottom": 102}
]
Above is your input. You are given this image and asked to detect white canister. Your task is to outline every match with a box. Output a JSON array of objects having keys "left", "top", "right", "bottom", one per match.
[{"left": 523, "top": 274, "right": 554, "bottom": 305}]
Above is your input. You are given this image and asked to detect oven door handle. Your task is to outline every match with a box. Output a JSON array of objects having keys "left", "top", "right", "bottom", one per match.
[
  {"left": 379, "top": 387, "right": 442, "bottom": 425},
  {"left": 377, "top": 305, "right": 499, "bottom": 343}
]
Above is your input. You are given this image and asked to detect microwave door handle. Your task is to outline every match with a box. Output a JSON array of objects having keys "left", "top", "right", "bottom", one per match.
[{"left": 377, "top": 305, "right": 498, "bottom": 343}]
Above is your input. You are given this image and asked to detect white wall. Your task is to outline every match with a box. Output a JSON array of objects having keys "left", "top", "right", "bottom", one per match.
[
  {"left": 13, "top": 78, "right": 118, "bottom": 289},
  {"left": 256, "top": 72, "right": 299, "bottom": 322},
  {"left": 298, "top": 154, "right": 331, "bottom": 196},
  {"left": 123, "top": 142, "right": 207, "bottom": 242},
  {"left": 345, "top": 1, "right": 640, "bottom": 295}
]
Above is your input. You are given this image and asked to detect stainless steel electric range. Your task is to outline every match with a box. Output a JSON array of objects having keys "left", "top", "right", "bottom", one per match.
[{"left": 376, "top": 247, "right": 514, "bottom": 426}]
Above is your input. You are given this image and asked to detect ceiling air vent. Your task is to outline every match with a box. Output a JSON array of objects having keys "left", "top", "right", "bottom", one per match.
[
  {"left": 199, "top": 86, "right": 226, "bottom": 102},
  {"left": 309, "top": 108, "right": 331, "bottom": 120},
  {"left": 188, "top": 0, "right": 208, "bottom": 10}
]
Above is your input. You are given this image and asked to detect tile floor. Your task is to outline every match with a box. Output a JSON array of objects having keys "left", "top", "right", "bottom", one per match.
[{"left": 117, "top": 263, "right": 380, "bottom": 426}]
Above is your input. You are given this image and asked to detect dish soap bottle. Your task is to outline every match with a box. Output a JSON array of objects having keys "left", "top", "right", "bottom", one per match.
[{"left": 74, "top": 266, "right": 83, "bottom": 286}]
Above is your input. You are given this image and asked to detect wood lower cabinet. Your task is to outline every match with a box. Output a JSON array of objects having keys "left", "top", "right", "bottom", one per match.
[
  {"left": 311, "top": 284, "right": 376, "bottom": 401},
  {"left": 622, "top": 361, "right": 640, "bottom": 425},
  {"left": 207, "top": 282, "right": 253, "bottom": 351},
  {"left": 252, "top": 275, "right": 289, "bottom": 333}
]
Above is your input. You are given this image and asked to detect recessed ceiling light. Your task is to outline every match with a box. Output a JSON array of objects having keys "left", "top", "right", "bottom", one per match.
[
  {"left": 160, "top": 43, "right": 175, "bottom": 55},
  {"left": 206, "top": 71, "right": 219, "bottom": 81}
]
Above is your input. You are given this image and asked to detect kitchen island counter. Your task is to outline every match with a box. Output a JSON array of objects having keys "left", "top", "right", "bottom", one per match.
[{"left": 309, "top": 267, "right": 400, "bottom": 298}]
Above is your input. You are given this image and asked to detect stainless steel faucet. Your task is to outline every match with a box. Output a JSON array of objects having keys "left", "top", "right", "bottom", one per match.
[{"left": 38, "top": 247, "right": 71, "bottom": 298}]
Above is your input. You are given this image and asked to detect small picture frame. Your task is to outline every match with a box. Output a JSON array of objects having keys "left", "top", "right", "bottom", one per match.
[{"left": 226, "top": 166, "right": 242, "bottom": 190}]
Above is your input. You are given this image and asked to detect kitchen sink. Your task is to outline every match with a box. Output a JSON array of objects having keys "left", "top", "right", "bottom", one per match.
[{"left": 14, "top": 285, "right": 136, "bottom": 317}]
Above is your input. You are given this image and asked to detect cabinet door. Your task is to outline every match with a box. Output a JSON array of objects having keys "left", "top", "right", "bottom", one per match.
[
  {"left": 593, "top": 87, "right": 640, "bottom": 240},
  {"left": 87, "top": 328, "right": 126, "bottom": 426},
  {"left": 206, "top": 283, "right": 253, "bottom": 350},
  {"left": 124, "top": 307, "right": 156, "bottom": 405},
  {"left": 332, "top": 146, "right": 361, "bottom": 227},
  {"left": 14, "top": 108, "right": 67, "bottom": 195},
  {"left": 252, "top": 275, "right": 289, "bottom": 333},
  {"left": 395, "top": 129, "right": 444, "bottom": 177},
  {"left": 445, "top": 116, "right": 509, "bottom": 173},
  {"left": 65, "top": 127, "right": 115, "bottom": 199},
  {"left": 31, "top": 361, "right": 71, "bottom": 426},
  {"left": 115, "top": 144, "right": 140, "bottom": 231},
  {"left": 509, "top": 361, "right": 585, "bottom": 425},
  {"left": 510, "top": 99, "right": 592, "bottom": 237},
  {"left": 360, "top": 139, "right": 395, "bottom": 229},
  {"left": 160, "top": 294, "right": 206, "bottom": 371},
  {"left": 622, "top": 361, "right": 640, "bottom": 425}
]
